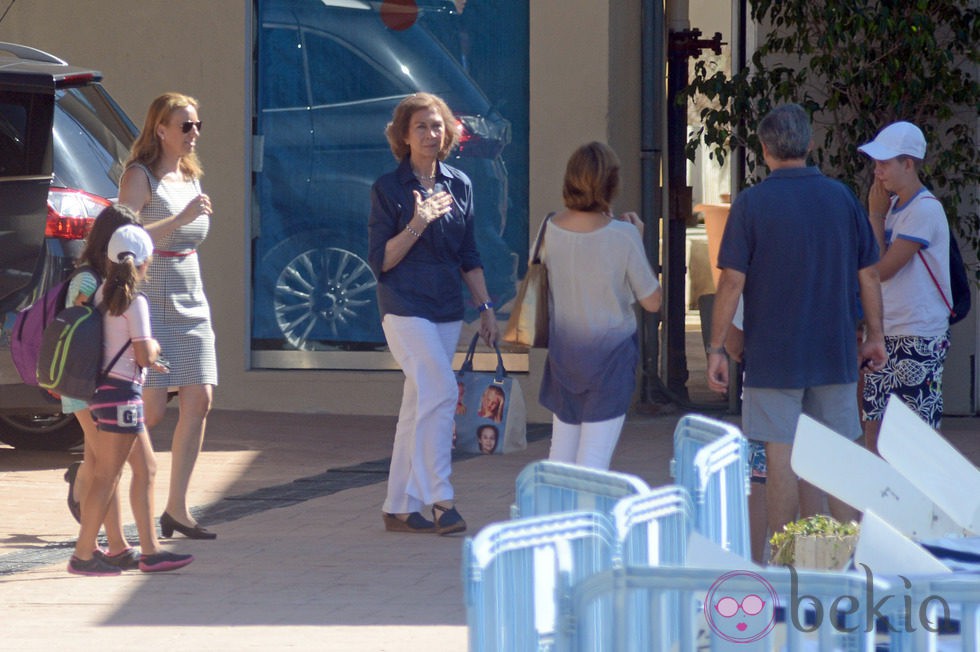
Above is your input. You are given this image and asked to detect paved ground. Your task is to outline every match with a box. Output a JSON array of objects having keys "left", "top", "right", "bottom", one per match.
[
  {"left": 1, "top": 357, "right": 978, "bottom": 650},
  {"left": 0, "top": 407, "right": 685, "bottom": 651}
]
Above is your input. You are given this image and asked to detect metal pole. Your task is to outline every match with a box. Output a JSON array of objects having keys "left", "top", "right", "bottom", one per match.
[
  {"left": 664, "top": 7, "right": 693, "bottom": 404},
  {"left": 639, "top": 0, "right": 667, "bottom": 404}
]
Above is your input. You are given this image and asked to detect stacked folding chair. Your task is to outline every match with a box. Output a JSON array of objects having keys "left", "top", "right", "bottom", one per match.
[
  {"left": 510, "top": 460, "right": 650, "bottom": 520},
  {"left": 917, "top": 577, "right": 980, "bottom": 652},
  {"left": 466, "top": 408, "right": 980, "bottom": 650},
  {"left": 572, "top": 565, "right": 887, "bottom": 651},
  {"left": 670, "top": 414, "right": 751, "bottom": 558},
  {"left": 608, "top": 486, "right": 694, "bottom": 650},
  {"left": 462, "top": 511, "right": 616, "bottom": 652}
]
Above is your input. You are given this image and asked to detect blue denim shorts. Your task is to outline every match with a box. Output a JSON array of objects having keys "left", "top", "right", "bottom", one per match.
[{"left": 89, "top": 378, "right": 144, "bottom": 435}]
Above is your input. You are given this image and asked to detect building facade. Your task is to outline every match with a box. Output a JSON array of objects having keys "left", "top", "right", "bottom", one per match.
[{"left": 1, "top": 0, "right": 975, "bottom": 418}]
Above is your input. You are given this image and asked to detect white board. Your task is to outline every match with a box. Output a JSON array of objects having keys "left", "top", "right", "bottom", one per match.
[
  {"left": 854, "top": 510, "right": 950, "bottom": 575},
  {"left": 791, "top": 414, "right": 961, "bottom": 539},
  {"left": 879, "top": 395, "right": 980, "bottom": 534}
]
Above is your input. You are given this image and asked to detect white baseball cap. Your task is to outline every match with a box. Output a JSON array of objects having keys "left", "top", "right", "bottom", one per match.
[
  {"left": 858, "top": 121, "right": 926, "bottom": 160},
  {"left": 107, "top": 224, "right": 154, "bottom": 266}
]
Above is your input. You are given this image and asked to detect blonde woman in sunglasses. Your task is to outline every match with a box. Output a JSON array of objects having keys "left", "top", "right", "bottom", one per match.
[{"left": 118, "top": 92, "right": 219, "bottom": 541}]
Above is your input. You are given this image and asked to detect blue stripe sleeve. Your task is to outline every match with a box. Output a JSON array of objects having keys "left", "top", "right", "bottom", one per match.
[{"left": 895, "top": 233, "right": 930, "bottom": 248}]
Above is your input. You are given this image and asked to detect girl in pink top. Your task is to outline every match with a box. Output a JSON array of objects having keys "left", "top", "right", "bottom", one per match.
[{"left": 68, "top": 225, "right": 194, "bottom": 576}]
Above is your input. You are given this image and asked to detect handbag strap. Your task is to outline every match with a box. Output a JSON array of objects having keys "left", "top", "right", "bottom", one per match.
[
  {"left": 905, "top": 194, "right": 953, "bottom": 316},
  {"left": 99, "top": 340, "right": 133, "bottom": 383},
  {"left": 917, "top": 249, "right": 953, "bottom": 314},
  {"left": 459, "top": 332, "right": 506, "bottom": 382},
  {"left": 529, "top": 213, "right": 554, "bottom": 264}
]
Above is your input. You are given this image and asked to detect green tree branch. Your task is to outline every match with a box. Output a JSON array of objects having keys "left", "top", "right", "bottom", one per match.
[{"left": 682, "top": 0, "right": 980, "bottom": 264}]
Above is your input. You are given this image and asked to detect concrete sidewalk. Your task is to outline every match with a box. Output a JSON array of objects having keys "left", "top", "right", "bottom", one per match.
[{"left": 1, "top": 398, "right": 978, "bottom": 650}]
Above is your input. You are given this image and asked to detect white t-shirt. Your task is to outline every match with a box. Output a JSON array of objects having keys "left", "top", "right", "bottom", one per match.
[
  {"left": 882, "top": 188, "right": 951, "bottom": 337},
  {"left": 93, "top": 287, "right": 153, "bottom": 383},
  {"left": 543, "top": 219, "right": 660, "bottom": 343}
]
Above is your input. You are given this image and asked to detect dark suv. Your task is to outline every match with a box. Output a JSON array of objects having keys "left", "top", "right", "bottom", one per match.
[{"left": 0, "top": 43, "right": 136, "bottom": 449}]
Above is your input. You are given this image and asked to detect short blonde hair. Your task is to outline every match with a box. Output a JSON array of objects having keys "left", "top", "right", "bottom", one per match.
[
  {"left": 562, "top": 142, "right": 620, "bottom": 213},
  {"left": 385, "top": 93, "right": 459, "bottom": 161}
]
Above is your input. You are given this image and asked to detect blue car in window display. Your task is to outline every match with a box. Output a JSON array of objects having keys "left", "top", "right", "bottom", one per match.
[{"left": 253, "top": 0, "right": 517, "bottom": 351}]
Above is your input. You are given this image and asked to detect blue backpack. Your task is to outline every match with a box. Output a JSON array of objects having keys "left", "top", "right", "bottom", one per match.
[
  {"left": 919, "top": 232, "right": 971, "bottom": 325},
  {"left": 10, "top": 266, "right": 100, "bottom": 386},
  {"left": 912, "top": 196, "right": 971, "bottom": 326},
  {"left": 35, "top": 291, "right": 130, "bottom": 401},
  {"left": 947, "top": 233, "right": 971, "bottom": 325}
]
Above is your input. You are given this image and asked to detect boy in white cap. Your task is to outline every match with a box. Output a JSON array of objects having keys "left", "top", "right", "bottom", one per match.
[{"left": 858, "top": 121, "right": 951, "bottom": 453}]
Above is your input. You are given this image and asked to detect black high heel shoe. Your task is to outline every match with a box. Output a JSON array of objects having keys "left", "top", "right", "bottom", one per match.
[{"left": 160, "top": 511, "right": 217, "bottom": 540}]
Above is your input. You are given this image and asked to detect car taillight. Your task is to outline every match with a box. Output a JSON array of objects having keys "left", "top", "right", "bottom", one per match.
[
  {"left": 455, "top": 114, "right": 511, "bottom": 159},
  {"left": 46, "top": 188, "right": 111, "bottom": 239}
]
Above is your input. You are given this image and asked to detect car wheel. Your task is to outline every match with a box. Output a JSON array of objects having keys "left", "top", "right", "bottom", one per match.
[
  {"left": 270, "top": 238, "right": 383, "bottom": 350},
  {"left": 0, "top": 412, "right": 83, "bottom": 450}
]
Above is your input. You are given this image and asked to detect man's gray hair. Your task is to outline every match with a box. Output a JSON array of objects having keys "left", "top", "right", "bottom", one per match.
[{"left": 758, "top": 104, "right": 811, "bottom": 161}]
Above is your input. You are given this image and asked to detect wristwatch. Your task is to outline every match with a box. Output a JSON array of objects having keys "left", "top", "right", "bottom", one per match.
[{"left": 706, "top": 345, "right": 727, "bottom": 355}]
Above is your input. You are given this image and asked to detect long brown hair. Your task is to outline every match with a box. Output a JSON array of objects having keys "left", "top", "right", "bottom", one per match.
[
  {"left": 78, "top": 204, "right": 140, "bottom": 278},
  {"left": 125, "top": 92, "right": 204, "bottom": 179},
  {"left": 102, "top": 254, "right": 146, "bottom": 317}
]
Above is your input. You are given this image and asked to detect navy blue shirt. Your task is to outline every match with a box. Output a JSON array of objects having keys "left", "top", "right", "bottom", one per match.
[
  {"left": 368, "top": 158, "right": 483, "bottom": 322},
  {"left": 718, "top": 166, "right": 879, "bottom": 388}
]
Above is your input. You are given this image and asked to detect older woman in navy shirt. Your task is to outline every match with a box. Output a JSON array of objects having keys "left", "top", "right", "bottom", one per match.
[{"left": 368, "top": 93, "right": 498, "bottom": 535}]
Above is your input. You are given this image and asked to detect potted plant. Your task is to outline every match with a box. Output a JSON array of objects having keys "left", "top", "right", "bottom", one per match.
[{"left": 769, "top": 515, "right": 859, "bottom": 570}]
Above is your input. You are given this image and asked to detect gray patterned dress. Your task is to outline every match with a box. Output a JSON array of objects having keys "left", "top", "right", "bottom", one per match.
[{"left": 131, "top": 163, "right": 218, "bottom": 388}]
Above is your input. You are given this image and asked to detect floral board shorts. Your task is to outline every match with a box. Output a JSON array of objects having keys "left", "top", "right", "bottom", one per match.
[
  {"left": 862, "top": 331, "right": 950, "bottom": 428},
  {"left": 748, "top": 440, "right": 767, "bottom": 483}
]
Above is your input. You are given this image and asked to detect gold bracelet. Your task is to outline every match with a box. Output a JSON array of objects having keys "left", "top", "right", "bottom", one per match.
[{"left": 405, "top": 224, "right": 422, "bottom": 239}]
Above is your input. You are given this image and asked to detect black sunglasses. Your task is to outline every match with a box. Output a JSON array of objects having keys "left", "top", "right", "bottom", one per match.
[{"left": 180, "top": 121, "right": 202, "bottom": 134}]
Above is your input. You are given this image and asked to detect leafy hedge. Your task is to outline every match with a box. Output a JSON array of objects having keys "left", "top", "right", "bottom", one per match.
[{"left": 683, "top": 0, "right": 980, "bottom": 260}]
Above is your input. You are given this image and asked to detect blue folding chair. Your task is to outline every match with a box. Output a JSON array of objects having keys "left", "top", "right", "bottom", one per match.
[
  {"left": 511, "top": 460, "right": 650, "bottom": 520},
  {"left": 612, "top": 484, "right": 693, "bottom": 567},
  {"left": 670, "top": 414, "right": 751, "bottom": 558},
  {"left": 570, "top": 564, "right": 889, "bottom": 652},
  {"left": 927, "top": 576, "right": 980, "bottom": 652},
  {"left": 611, "top": 485, "right": 694, "bottom": 650},
  {"left": 463, "top": 511, "right": 617, "bottom": 652},
  {"left": 886, "top": 574, "right": 980, "bottom": 652},
  {"left": 670, "top": 414, "right": 745, "bottom": 484}
]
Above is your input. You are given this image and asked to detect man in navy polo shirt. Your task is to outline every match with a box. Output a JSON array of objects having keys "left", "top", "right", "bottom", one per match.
[{"left": 705, "top": 104, "right": 887, "bottom": 537}]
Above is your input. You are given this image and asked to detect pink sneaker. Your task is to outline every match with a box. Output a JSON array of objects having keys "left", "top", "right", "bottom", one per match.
[
  {"left": 67, "top": 555, "right": 122, "bottom": 576},
  {"left": 139, "top": 551, "right": 194, "bottom": 573}
]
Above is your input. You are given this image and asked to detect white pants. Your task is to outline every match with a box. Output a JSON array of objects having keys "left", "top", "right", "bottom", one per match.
[
  {"left": 548, "top": 413, "right": 626, "bottom": 470},
  {"left": 382, "top": 315, "right": 462, "bottom": 514}
]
